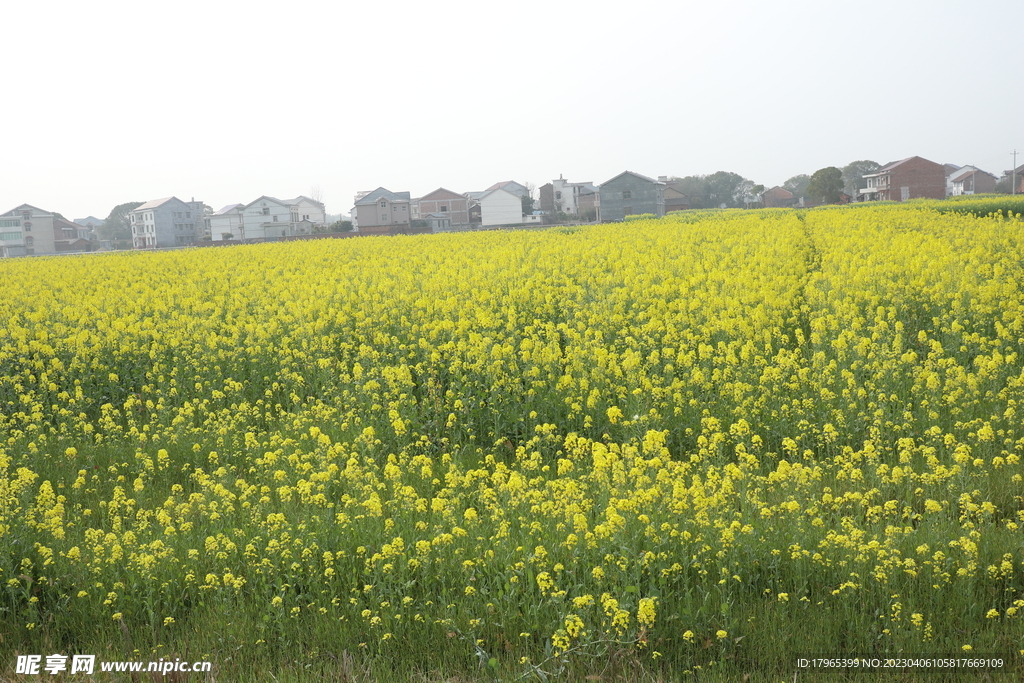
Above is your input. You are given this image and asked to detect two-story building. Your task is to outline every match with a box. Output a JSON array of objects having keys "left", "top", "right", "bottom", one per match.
[
  {"left": 354, "top": 188, "right": 412, "bottom": 230},
  {"left": 207, "top": 196, "right": 326, "bottom": 241},
  {"left": 597, "top": 171, "right": 665, "bottom": 221},
  {"left": 539, "top": 176, "right": 597, "bottom": 215},
  {"left": 129, "top": 197, "right": 205, "bottom": 248},
  {"left": 53, "top": 218, "right": 94, "bottom": 252},
  {"left": 946, "top": 166, "right": 997, "bottom": 196},
  {"left": 858, "top": 156, "right": 945, "bottom": 202},
  {"left": 0, "top": 204, "right": 57, "bottom": 257},
  {"left": 478, "top": 187, "right": 523, "bottom": 226},
  {"left": 415, "top": 188, "right": 470, "bottom": 229}
]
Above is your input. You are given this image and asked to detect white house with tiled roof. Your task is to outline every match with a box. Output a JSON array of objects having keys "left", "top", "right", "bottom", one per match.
[
  {"left": 209, "top": 203, "right": 244, "bottom": 241},
  {"left": 484, "top": 180, "right": 529, "bottom": 198},
  {"left": 478, "top": 187, "right": 523, "bottom": 226},
  {"left": 210, "top": 196, "right": 326, "bottom": 241}
]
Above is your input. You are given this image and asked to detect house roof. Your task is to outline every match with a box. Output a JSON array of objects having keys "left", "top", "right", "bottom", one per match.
[
  {"left": 951, "top": 168, "right": 996, "bottom": 182},
  {"left": 279, "top": 195, "right": 323, "bottom": 207},
  {"left": 135, "top": 197, "right": 180, "bottom": 211},
  {"left": 2, "top": 203, "right": 48, "bottom": 216},
  {"left": 241, "top": 196, "right": 289, "bottom": 211},
  {"left": 54, "top": 218, "right": 86, "bottom": 231},
  {"left": 73, "top": 215, "right": 104, "bottom": 226},
  {"left": 478, "top": 187, "right": 521, "bottom": 201},
  {"left": 354, "top": 187, "right": 411, "bottom": 205},
  {"left": 485, "top": 180, "right": 526, "bottom": 192},
  {"left": 874, "top": 156, "right": 941, "bottom": 174},
  {"left": 214, "top": 203, "right": 244, "bottom": 215},
  {"left": 419, "top": 187, "right": 464, "bottom": 201},
  {"left": 599, "top": 170, "right": 664, "bottom": 187}
]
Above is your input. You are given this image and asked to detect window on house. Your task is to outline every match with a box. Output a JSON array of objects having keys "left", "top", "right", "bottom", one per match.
[
  {"left": 380, "top": 200, "right": 387, "bottom": 208},
  {"left": 623, "top": 191, "right": 632, "bottom": 199},
  {"left": 382, "top": 214, "right": 388, "bottom": 222},
  {"left": 23, "top": 223, "right": 32, "bottom": 232},
  {"left": 555, "top": 192, "right": 561, "bottom": 200},
  {"left": 273, "top": 216, "right": 278, "bottom": 222},
  {"left": 22, "top": 211, "right": 31, "bottom": 220},
  {"left": 440, "top": 205, "right": 447, "bottom": 212},
  {"left": 262, "top": 208, "right": 270, "bottom": 215}
]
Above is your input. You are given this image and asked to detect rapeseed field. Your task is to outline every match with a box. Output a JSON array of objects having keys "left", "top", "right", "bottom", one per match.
[{"left": 1, "top": 199, "right": 1023, "bottom": 681}]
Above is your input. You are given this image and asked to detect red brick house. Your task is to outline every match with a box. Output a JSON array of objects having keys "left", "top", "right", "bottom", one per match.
[
  {"left": 762, "top": 186, "right": 796, "bottom": 208},
  {"left": 415, "top": 188, "right": 470, "bottom": 228},
  {"left": 859, "top": 156, "right": 945, "bottom": 202}
]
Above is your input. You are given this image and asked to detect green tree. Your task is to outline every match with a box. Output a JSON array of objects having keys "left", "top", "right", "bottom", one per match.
[
  {"left": 521, "top": 193, "right": 535, "bottom": 216},
  {"left": 100, "top": 201, "right": 144, "bottom": 249},
  {"left": 841, "top": 160, "right": 880, "bottom": 197},
  {"left": 330, "top": 219, "right": 353, "bottom": 232},
  {"left": 670, "top": 172, "right": 755, "bottom": 209},
  {"left": 704, "top": 171, "right": 747, "bottom": 208},
  {"left": 806, "top": 167, "right": 844, "bottom": 204},
  {"left": 670, "top": 176, "right": 710, "bottom": 208}
]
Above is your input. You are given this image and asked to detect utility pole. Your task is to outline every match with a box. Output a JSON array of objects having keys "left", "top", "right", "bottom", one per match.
[{"left": 1013, "top": 150, "right": 1018, "bottom": 195}]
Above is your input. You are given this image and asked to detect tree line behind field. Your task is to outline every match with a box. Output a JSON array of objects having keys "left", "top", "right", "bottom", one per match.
[{"left": 664, "top": 160, "right": 883, "bottom": 210}]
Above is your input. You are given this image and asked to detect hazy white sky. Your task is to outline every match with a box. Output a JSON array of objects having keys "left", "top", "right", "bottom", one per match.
[{"left": 4, "top": 0, "right": 1022, "bottom": 219}]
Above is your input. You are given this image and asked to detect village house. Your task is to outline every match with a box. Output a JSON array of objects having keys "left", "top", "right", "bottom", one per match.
[
  {"left": 129, "top": 197, "right": 205, "bottom": 248},
  {"left": 53, "top": 218, "right": 94, "bottom": 252},
  {"left": 762, "top": 186, "right": 796, "bottom": 208},
  {"left": 354, "top": 188, "right": 412, "bottom": 231},
  {"left": 538, "top": 176, "right": 597, "bottom": 215},
  {"left": 858, "top": 156, "right": 945, "bottom": 202},
  {"left": 477, "top": 187, "right": 524, "bottom": 226},
  {"left": 947, "top": 166, "right": 997, "bottom": 196},
  {"left": 209, "top": 204, "right": 244, "bottom": 241},
  {"left": 0, "top": 204, "right": 58, "bottom": 257},
  {"left": 414, "top": 188, "right": 470, "bottom": 229},
  {"left": 660, "top": 178, "right": 689, "bottom": 213},
  {"left": 597, "top": 171, "right": 665, "bottom": 221}
]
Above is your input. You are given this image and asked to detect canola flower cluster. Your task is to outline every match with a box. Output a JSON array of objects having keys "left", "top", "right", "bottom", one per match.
[{"left": 0, "top": 199, "right": 1022, "bottom": 674}]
